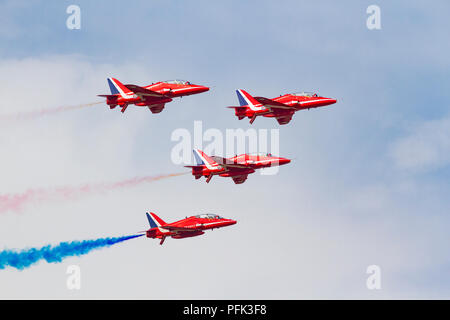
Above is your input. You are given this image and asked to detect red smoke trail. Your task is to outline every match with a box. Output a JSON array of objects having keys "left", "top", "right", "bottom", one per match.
[
  {"left": 0, "top": 101, "right": 102, "bottom": 121},
  {"left": 0, "top": 173, "right": 186, "bottom": 214}
]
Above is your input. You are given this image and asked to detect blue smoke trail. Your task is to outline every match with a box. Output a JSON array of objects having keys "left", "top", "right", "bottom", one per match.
[{"left": 0, "top": 234, "right": 144, "bottom": 270}]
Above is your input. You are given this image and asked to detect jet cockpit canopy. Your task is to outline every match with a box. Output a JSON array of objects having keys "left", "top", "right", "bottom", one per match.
[
  {"left": 195, "top": 213, "right": 224, "bottom": 219},
  {"left": 162, "top": 79, "right": 191, "bottom": 85},
  {"left": 292, "top": 91, "right": 318, "bottom": 97},
  {"left": 247, "top": 152, "right": 274, "bottom": 157}
]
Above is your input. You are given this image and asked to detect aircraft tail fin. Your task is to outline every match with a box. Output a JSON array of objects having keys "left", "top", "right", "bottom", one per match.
[
  {"left": 107, "top": 77, "right": 134, "bottom": 98},
  {"left": 236, "top": 89, "right": 263, "bottom": 111},
  {"left": 193, "top": 149, "right": 221, "bottom": 170},
  {"left": 146, "top": 212, "right": 166, "bottom": 229}
]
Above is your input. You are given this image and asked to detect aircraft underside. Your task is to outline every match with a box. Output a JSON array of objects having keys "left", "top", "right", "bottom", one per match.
[{"left": 108, "top": 102, "right": 166, "bottom": 114}]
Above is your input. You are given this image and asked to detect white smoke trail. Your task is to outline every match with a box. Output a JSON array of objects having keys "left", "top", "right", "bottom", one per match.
[
  {"left": 0, "top": 101, "right": 103, "bottom": 121},
  {"left": 0, "top": 173, "right": 186, "bottom": 214}
]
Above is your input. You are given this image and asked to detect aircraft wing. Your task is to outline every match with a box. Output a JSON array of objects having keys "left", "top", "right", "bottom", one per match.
[
  {"left": 210, "top": 156, "right": 248, "bottom": 169},
  {"left": 124, "top": 84, "right": 168, "bottom": 98},
  {"left": 161, "top": 225, "right": 200, "bottom": 232},
  {"left": 254, "top": 96, "right": 292, "bottom": 110}
]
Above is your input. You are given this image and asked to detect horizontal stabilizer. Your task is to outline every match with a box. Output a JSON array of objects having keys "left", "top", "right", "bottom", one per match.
[
  {"left": 227, "top": 106, "right": 247, "bottom": 112},
  {"left": 98, "top": 94, "right": 119, "bottom": 99}
]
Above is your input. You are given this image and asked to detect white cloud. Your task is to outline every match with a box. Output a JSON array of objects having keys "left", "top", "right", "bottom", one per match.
[
  {"left": 0, "top": 42, "right": 449, "bottom": 299},
  {"left": 390, "top": 117, "right": 450, "bottom": 172}
]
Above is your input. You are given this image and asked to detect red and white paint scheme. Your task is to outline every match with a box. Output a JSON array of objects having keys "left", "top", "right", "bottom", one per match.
[
  {"left": 98, "top": 78, "right": 209, "bottom": 113},
  {"left": 228, "top": 89, "right": 337, "bottom": 125},
  {"left": 185, "top": 149, "right": 291, "bottom": 184},
  {"left": 144, "top": 212, "right": 236, "bottom": 245}
]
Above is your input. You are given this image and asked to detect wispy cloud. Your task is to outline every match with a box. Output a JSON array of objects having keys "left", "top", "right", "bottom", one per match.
[{"left": 390, "top": 117, "right": 450, "bottom": 172}]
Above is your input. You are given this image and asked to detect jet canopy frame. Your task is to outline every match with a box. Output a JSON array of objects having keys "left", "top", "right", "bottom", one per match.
[
  {"left": 246, "top": 152, "right": 274, "bottom": 157},
  {"left": 161, "top": 79, "right": 191, "bottom": 85},
  {"left": 195, "top": 213, "right": 224, "bottom": 219},
  {"left": 291, "top": 91, "right": 319, "bottom": 97}
]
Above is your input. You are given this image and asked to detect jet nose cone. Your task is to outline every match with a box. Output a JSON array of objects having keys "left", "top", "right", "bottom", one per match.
[
  {"left": 279, "top": 158, "right": 291, "bottom": 165},
  {"left": 196, "top": 85, "right": 209, "bottom": 93},
  {"left": 326, "top": 98, "right": 337, "bottom": 105},
  {"left": 226, "top": 219, "right": 237, "bottom": 226}
]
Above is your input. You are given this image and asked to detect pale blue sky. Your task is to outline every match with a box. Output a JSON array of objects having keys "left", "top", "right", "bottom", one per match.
[{"left": 0, "top": 0, "right": 449, "bottom": 298}]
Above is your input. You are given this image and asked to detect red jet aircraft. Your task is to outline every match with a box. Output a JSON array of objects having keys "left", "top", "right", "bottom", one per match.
[
  {"left": 185, "top": 149, "right": 291, "bottom": 184},
  {"left": 98, "top": 78, "right": 209, "bottom": 113},
  {"left": 144, "top": 212, "right": 236, "bottom": 245},
  {"left": 228, "top": 89, "right": 337, "bottom": 125}
]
